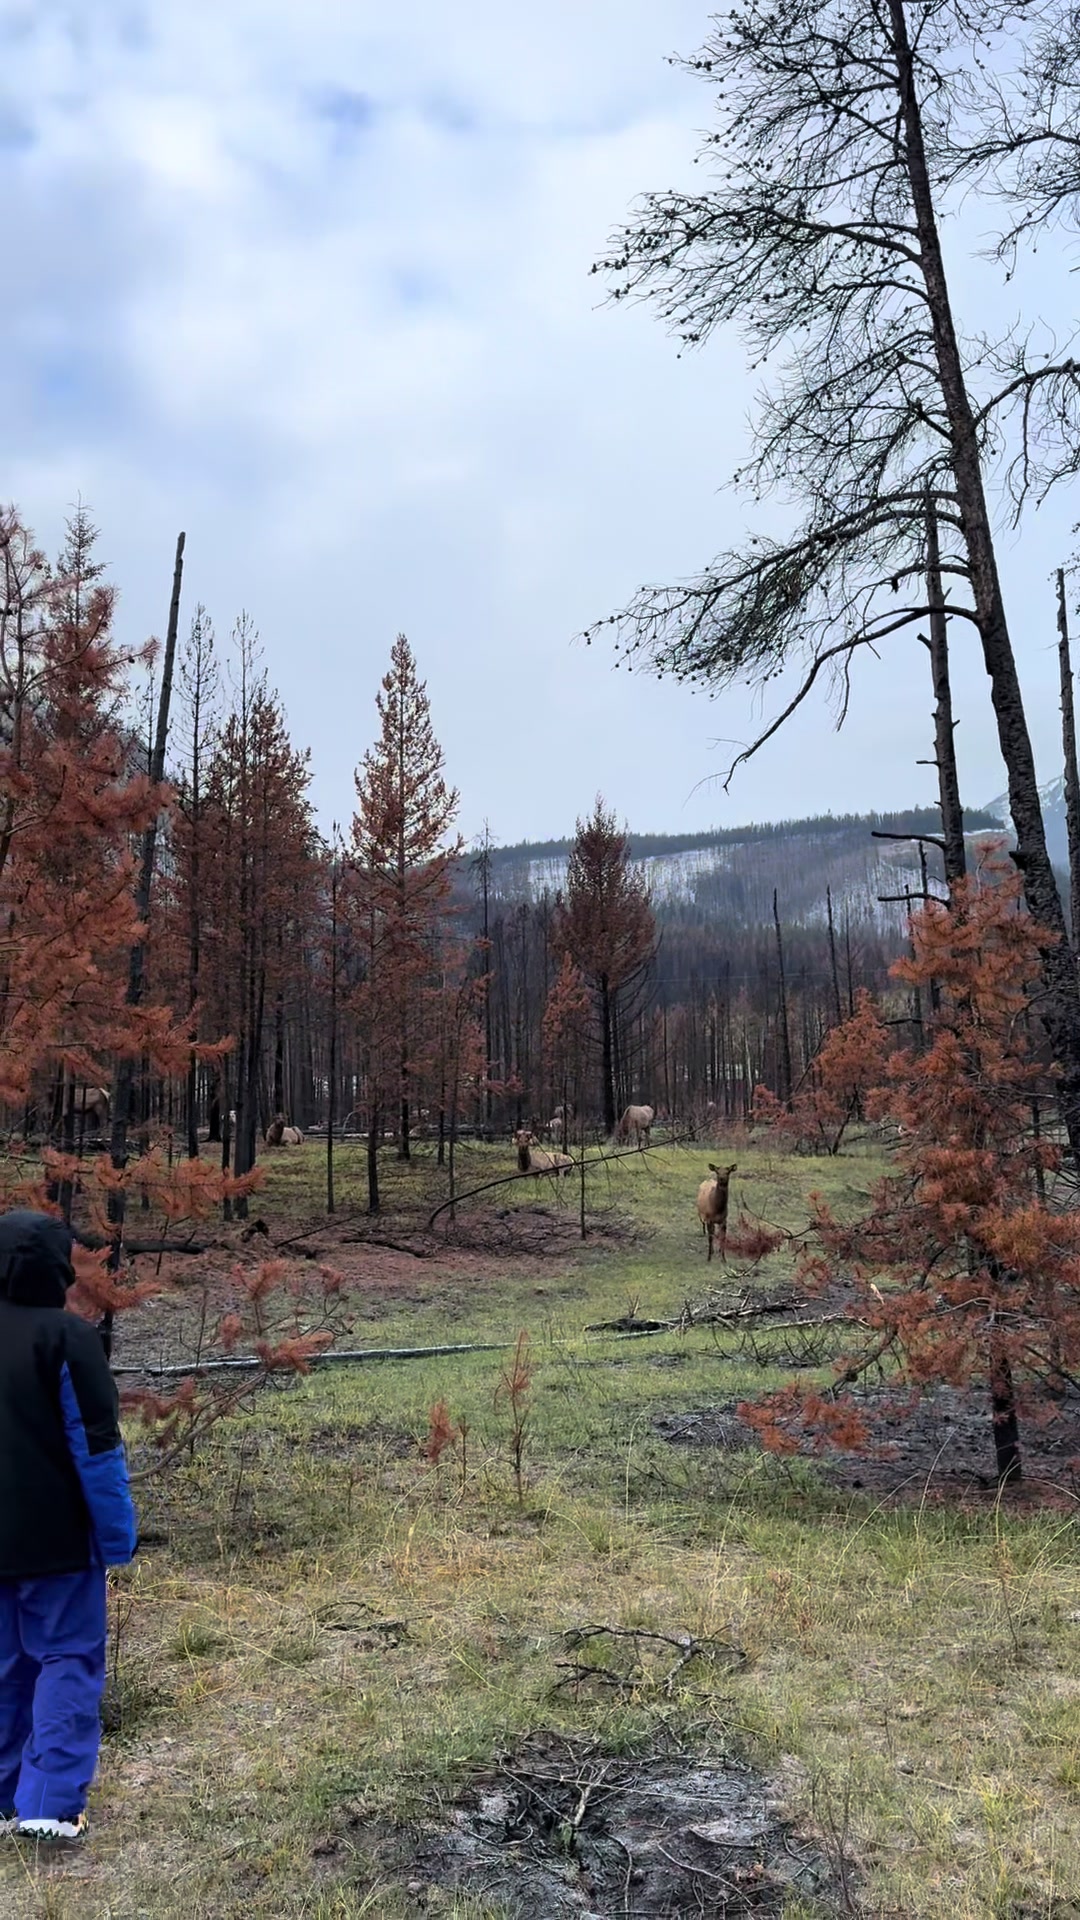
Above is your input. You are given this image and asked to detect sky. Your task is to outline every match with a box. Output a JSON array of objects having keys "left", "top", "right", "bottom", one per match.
[{"left": 3, "top": 0, "right": 1078, "bottom": 847}]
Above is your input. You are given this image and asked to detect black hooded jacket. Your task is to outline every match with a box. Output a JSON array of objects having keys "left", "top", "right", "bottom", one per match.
[{"left": 0, "top": 1210, "right": 137, "bottom": 1581}]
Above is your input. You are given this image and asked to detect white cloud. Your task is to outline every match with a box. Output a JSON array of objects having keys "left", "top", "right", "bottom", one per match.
[{"left": 2, "top": 1, "right": 1075, "bottom": 847}]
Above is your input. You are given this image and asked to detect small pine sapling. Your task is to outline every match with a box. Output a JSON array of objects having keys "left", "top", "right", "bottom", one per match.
[
  {"left": 425, "top": 1399, "right": 458, "bottom": 1472},
  {"left": 495, "top": 1330, "right": 533, "bottom": 1506}
]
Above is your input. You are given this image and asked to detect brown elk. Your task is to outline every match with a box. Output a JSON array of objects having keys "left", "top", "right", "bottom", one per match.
[
  {"left": 265, "top": 1114, "right": 304, "bottom": 1146},
  {"left": 514, "top": 1128, "right": 573, "bottom": 1178},
  {"left": 696, "top": 1162, "right": 737, "bottom": 1262},
  {"left": 616, "top": 1104, "right": 654, "bottom": 1148},
  {"left": 71, "top": 1086, "right": 110, "bottom": 1133}
]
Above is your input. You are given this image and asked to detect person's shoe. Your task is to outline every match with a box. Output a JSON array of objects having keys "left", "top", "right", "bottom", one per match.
[
  {"left": 17, "top": 1812, "right": 88, "bottom": 1843},
  {"left": 0, "top": 1808, "right": 16, "bottom": 1838}
]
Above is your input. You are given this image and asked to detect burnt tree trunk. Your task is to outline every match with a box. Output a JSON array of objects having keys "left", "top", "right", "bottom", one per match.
[
  {"left": 990, "top": 1338, "right": 1022, "bottom": 1488},
  {"left": 1057, "top": 569, "right": 1080, "bottom": 961},
  {"left": 773, "top": 892, "right": 793, "bottom": 1107},
  {"left": 366, "top": 1096, "right": 380, "bottom": 1214},
  {"left": 890, "top": 0, "right": 1080, "bottom": 1168},
  {"left": 924, "top": 490, "right": 967, "bottom": 891},
  {"left": 207, "top": 1070, "right": 222, "bottom": 1144},
  {"left": 106, "top": 531, "right": 185, "bottom": 1353},
  {"left": 600, "top": 972, "right": 616, "bottom": 1136},
  {"left": 327, "top": 854, "right": 339, "bottom": 1215},
  {"left": 826, "top": 886, "right": 843, "bottom": 1027}
]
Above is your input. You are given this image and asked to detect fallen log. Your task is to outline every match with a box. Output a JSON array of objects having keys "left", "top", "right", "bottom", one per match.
[
  {"left": 110, "top": 1339, "right": 514, "bottom": 1378},
  {"left": 585, "top": 1296, "right": 802, "bottom": 1334},
  {"left": 74, "top": 1232, "right": 212, "bottom": 1256},
  {"left": 426, "top": 1133, "right": 700, "bottom": 1231}
]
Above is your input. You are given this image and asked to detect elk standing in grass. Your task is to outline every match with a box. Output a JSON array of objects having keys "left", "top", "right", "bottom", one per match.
[
  {"left": 514, "top": 1128, "right": 573, "bottom": 1179},
  {"left": 697, "top": 1162, "right": 737, "bottom": 1262},
  {"left": 616, "top": 1104, "right": 654, "bottom": 1148}
]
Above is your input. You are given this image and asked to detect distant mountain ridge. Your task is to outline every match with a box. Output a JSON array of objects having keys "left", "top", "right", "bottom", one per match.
[{"left": 485, "top": 806, "right": 1007, "bottom": 931}]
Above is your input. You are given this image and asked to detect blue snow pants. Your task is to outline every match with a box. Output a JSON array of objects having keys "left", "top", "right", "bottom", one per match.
[{"left": 0, "top": 1567, "right": 107, "bottom": 1820}]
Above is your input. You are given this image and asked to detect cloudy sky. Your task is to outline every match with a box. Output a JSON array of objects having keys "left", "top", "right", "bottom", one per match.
[{"left": 3, "top": 1, "right": 1077, "bottom": 846}]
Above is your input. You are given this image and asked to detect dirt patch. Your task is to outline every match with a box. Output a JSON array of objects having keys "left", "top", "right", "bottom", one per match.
[
  {"left": 655, "top": 1385, "right": 1080, "bottom": 1501},
  {"left": 289, "top": 1419, "right": 419, "bottom": 1461},
  {"left": 108, "top": 1211, "right": 592, "bottom": 1373},
  {"left": 437, "top": 1206, "right": 639, "bottom": 1258},
  {"left": 402, "top": 1735, "right": 844, "bottom": 1916}
]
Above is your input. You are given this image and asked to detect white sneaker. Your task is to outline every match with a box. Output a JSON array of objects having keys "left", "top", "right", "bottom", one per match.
[{"left": 17, "top": 1812, "right": 88, "bottom": 1842}]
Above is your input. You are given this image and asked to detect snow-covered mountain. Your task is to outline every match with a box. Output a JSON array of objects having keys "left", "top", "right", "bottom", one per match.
[
  {"left": 983, "top": 778, "right": 1068, "bottom": 869},
  {"left": 488, "top": 809, "right": 1007, "bottom": 932}
]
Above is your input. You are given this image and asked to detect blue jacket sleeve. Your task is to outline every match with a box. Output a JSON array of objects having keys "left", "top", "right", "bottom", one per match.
[{"left": 59, "top": 1328, "right": 138, "bottom": 1567}]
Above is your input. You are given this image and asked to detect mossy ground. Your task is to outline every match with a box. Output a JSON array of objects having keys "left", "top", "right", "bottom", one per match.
[{"left": 3, "top": 1139, "right": 1078, "bottom": 1918}]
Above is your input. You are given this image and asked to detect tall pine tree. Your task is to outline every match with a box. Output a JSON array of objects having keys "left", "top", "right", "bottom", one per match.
[
  {"left": 351, "top": 635, "right": 461, "bottom": 1197},
  {"left": 556, "top": 800, "right": 655, "bottom": 1135}
]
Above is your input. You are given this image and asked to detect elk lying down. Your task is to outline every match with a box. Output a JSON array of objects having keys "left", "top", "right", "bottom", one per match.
[
  {"left": 265, "top": 1114, "right": 304, "bottom": 1146},
  {"left": 616, "top": 1103, "right": 654, "bottom": 1148},
  {"left": 514, "top": 1128, "right": 573, "bottom": 1178},
  {"left": 696, "top": 1162, "right": 737, "bottom": 1262}
]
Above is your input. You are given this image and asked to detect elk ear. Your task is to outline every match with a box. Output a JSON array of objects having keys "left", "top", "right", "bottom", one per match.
[
  {"left": 727, "top": 1163, "right": 738, "bottom": 1174},
  {"left": 708, "top": 1163, "right": 719, "bottom": 1174}
]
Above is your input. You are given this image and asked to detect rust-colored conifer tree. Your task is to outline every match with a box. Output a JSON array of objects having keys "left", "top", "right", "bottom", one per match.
[
  {"left": 745, "top": 864, "right": 1073, "bottom": 1487},
  {"left": 555, "top": 800, "right": 655, "bottom": 1135},
  {"left": 193, "top": 621, "right": 315, "bottom": 1211},
  {"left": 0, "top": 506, "right": 165, "bottom": 1133},
  {"left": 350, "top": 635, "right": 462, "bottom": 1199}
]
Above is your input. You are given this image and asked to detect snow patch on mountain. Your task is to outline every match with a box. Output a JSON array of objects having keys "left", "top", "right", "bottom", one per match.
[{"left": 982, "top": 779, "right": 1066, "bottom": 867}]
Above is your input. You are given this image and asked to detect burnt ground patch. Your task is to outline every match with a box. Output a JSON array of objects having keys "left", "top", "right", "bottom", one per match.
[
  {"left": 399, "top": 1733, "right": 848, "bottom": 1917},
  {"left": 655, "top": 1384, "right": 1080, "bottom": 1502}
]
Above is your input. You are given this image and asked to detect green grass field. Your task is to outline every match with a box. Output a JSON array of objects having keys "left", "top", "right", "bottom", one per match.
[{"left": 3, "top": 1140, "right": 1078, "bottom": 1918}]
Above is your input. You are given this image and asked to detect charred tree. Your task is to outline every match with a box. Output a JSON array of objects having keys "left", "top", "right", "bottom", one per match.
[
  {"left": 1058, "top": 570, "right": 1080, "bottom": 961},
  {"left": 593, "top": 0, "right": 1080, "bottom": 1165}
]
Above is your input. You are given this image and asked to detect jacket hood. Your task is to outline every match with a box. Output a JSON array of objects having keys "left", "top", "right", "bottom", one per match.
[{"left": 0, "top": 1209, "right": 76, "bottom": 1308}]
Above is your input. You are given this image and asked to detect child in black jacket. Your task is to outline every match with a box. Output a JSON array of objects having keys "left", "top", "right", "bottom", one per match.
[{"left": 0, "top": 1209, "right": 137, "bottom": 1842}]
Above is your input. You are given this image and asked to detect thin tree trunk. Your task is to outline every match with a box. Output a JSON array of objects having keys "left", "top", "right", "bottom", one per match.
[
  {"left": 481, "top": 834, "right": 494, "bottom": 1141},
  {"left": 105, "top": 531, "right": 185, "bottom": 1351},
  {"left": 207, "top": 1070, "right": 222, "bottom": 1143},
  {"left": 990, "top": 1338, "right": 1022, "bottom": 1488},
  {"left": 272, "top": 977, "right": 286, "bottom": 1117},
  {"left": 773, "top": 891, "right": 793, "bottom": 1106},
  {"left": 220, "top": 1056, "right": 233, "bottom": 1222},
  {"left": 327, "top": 856, "right": 339, "bottom": 1215},
  {"left": 185, "top": 619, "right": 206, "bottom": 1160},
  {"left": 844, "top": 914, "right": 855, "bottom": 1017},
  {"left": 600, "top": 973, "right": 616, "bottom": 1135},
  {"left": 579, "top": 1095, "right": 587, "bottom": 1241},
  {"left": 367, "top": 1096, "right": 380, "bottom": 1214},
  {"left": 826, "top": 886, "right": 843, "bottom": 1026},
  {"left": 1057, "top": 568, "right": 1080, "bottom": 961},
  {"left": 399, "top": 1035, "right": 410, "bottom": 1161},
  {"left": 56, "top": 1072, "right": 76, "bottom": 1225},
  {"left": 905, "top": 888, "right": 925, "bottom": 1048},
  {"left": 236, "top": 963, "right": 266, "bottom": 1220},
  {"left": 925, "top": 490, "right": 967, "bottom": 890}
]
